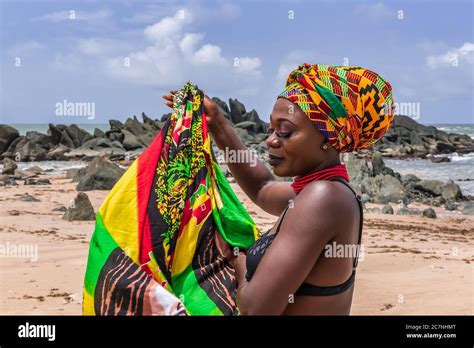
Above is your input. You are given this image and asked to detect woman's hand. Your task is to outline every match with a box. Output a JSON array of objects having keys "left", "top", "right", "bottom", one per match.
[{"left": 162, "top": 90, "right": 226, "bottom": 132}]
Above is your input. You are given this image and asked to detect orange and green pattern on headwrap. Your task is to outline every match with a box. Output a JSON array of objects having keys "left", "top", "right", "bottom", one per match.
[{"left": 278, "top": 63, "right": 394, "bottom": 153}]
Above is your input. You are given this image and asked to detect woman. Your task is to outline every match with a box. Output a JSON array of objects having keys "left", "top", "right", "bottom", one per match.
[{"left": 163, "top": 63, "right": 394, "bottom": 315}]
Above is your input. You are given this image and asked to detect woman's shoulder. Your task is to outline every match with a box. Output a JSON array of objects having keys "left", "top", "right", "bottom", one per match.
[{"left": 294, "top": 180, "right": 359, "bottom": 222}]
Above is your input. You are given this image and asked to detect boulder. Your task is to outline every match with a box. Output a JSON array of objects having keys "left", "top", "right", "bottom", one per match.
[
  {"left": 24, "top": 166, "right": 44, "bottom": 174},
  {"left": 65, "top": 124, "right": 91, "bottom": 148},
  {"left": 436, "top": 141, "right": 457, "bottom": 153},
  {"left": 24, "top": 178, "right": 51, "bottom": 185},
  {"left": 93, "top": 128, "right": 105, "bottom": 138},
  {"left": 422, "top": 208, "right": 437, "bottom": 219},
  {"left": 63, "top": 192, "right": 96, "bottom": 221},
  {"left": 47, "top": 144, "right": 71, "bottom": 160},
  {"left": 461, "top": 202, "right": 474, "bottom": 215},
  {"left": 76, "top": 157, "right": 125, "bottom": 191},
  {"left": 2, "top": 158, "right": 17, "bottom": 174},
  {"left": 229, "top": 98, "right": 246, "bottom": 124},
  {"left": 0, "top": 125, "right": 20, "bottom": 154},
  {"left": 414, "top": 180, "right": 444, "bottom": 196},
  {"left": 444, "top": 201, "right": 458, "bottom": 211},
  {"left": 106, "top": 130, "right": 125, "bottom": 143},
  {"left": 109, "top": 119, "right": 124, "bottom": 130},
  {"left": 235, "top": 121, "right": 257, "bottom": 132},
  {"left": 5, "top": 131, "right": 54, "bottom": 161},
  {"left": 12, "top": 169, "right": 37, "bottom": 180},
  {"left": 212, "top": 97, "right": 231, "bottom": 120},
  {"left": 161, "top": 113, "right": 172, "bottom": 123},
  {"left": 20, "top": 193, "right": 40, "bottom": 202},
  {"left": 441, "top": 180, "right": 462, "bottom": 201},
  {"left": 382, "top": 204, "right": 394, "bottom": 214},
  {"left": 122, "top": 130, "right": 144, "bottom": 150},
  {"left": 243, "top": 110, "right": 264, "bottom": 133}
]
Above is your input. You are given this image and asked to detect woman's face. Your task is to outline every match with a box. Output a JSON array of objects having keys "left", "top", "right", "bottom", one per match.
[{"left": 266, "top": 98, "right": 336, "bottom": 177}]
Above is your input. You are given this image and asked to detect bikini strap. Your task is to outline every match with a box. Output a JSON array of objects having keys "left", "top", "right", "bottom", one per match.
[
  {"left": 275, "top": 205, "right": 291, "bottom": 234},
  {"left": 330, "top": 179, "right": 364, "bottom": 269}
]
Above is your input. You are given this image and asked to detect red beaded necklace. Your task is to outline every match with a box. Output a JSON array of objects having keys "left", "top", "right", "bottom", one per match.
[{"left": 291, "top": 164, "right": 350, "bottom": 194}]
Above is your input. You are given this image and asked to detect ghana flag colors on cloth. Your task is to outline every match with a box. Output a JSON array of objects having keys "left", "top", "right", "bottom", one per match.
[{"left": 83, "top": 82, "right": 259, "bottom": 316}]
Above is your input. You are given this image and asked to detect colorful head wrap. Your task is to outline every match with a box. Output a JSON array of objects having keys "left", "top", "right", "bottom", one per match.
[{"left": 278, "top": 63, "right": 394, "bottom": 153}]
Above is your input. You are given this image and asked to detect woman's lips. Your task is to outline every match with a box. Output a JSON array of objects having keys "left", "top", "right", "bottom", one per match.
[{"left": 269, "top": 154, "right": 284, "bottom": 166}]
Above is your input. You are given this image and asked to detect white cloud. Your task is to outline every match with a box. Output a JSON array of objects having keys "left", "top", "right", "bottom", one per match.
[
  {"left": 426, "top": 42, "right": 474, "bottom": 69},
  {"left": 234, "top": 57, "right": 262, "bottom": 74},
  {"left": 105, "top": 9, "right": 261, "bottom": 89},
  {"left": 8, "top": 41, "right": 44, "bottom": 56}
]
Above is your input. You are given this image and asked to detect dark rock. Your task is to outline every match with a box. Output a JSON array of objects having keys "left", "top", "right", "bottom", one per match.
[
  {"left": 109, "top": 119, "right": 124, "bottom": 130},
  {"left": 444, "top": 201, "right": 458, "bottom": 211},
  {"left": 76, "top": 157, "right": 125, "bottom": 191},
  {"left": 372, "top": 152, "right": 396, "bottom": 177},
  {"left": 65, "top": 124, "right": 91, "bottom": 148},
  {"left": 360, "top": 193, "right": 371, "bottom": 203},
  {"left": 422, "top": 208, "right": 437, "bottom": 218},
  {"left": 20, "top": 193, "right": 40, "bottom": 202},
  {"left": 436, "top": 142, "right": 457, "bottom": 153},
  {"left": 24, "top": 166, "right": 44, "bottom": 174},
  {"left": 106, "top": 130, "right": 125, "bottom": 143},
  {"left": 427, "top": 155, "right": 450, "bottom": 163},
  {"left": 401, "top": 174, "right": 421, "bottom": 185},
  {"left": 235, "top": 121, "right": 257, "bottom": 132},
  {"left": 53, "top": 206, "right": 67, "bottom": 212},
  {"left": 396, "top": 207, "right": 421, "bottom": 216},
  {"left": 382, "top": 204, "right": 394, "bottom": 214},
  {"left": 12, "top": 169, "right": 37, "bottom": 180},
  {"left": 93, "top": 128, "right": 105, "bottom": 138},
  {"left": 142, "top": 112, "right": 162, "bottom": 130},
  {"left": 47, "top": 144, "right": 71, "bottom": 160},
  {"left": 63, "top": 192, "right": 96, "bottom": 221},
  {"left": 161, "top": 113, "right": 172, "bottom": 123},
  {"left": 24, "top": 178, "right": 51, "bottom": 185},
  {"left": 80, "top": 138, "right": 125, "bottom": 151},
  {"left": 212, "top": 97, "right": 231, "bottom": 120},
  {"left": 122, "top": 130, "right": 144, "bottom": 150},
  {"left": 461, "top": 202, "right": 474, "bottom": 215},
  {"left": 0, "top": 125, "right": 20, "bottom": 154},
  {"left": 414, "top": 180, "right": 444, "bottom": 196},
  {"left": 4, "top": 177, "right": 17, "bottom": 186},
  {"left": 4, "top": 131, "right": 54, "bottom": 161},
  {"left": 229, "top": 98, "right": 246, "bottom": 124},
  {"left": 442, "top": 180, "right": 462, "bottom": 200},
  {"left": 2, "top": 158, "right": 17, "bottom": 174},
  {"left": 243, "top": 110, "right": 264, "bottom": 133}
]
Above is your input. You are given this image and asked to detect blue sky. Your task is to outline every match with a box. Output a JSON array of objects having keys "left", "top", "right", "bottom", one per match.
[{"left": 1, "top": 0, "right": 473, "bottom": 125}]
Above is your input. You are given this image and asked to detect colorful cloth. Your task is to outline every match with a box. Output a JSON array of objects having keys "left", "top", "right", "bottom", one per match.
[
  {"left": 278, "top": 63, "right": 394, "bottom": 152},
  {"left": 83, "top": 82, "right": 259, "bottom": 316}
]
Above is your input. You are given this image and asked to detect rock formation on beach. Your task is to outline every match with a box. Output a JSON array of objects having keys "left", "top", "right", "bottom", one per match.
[
  {"left": 1, "top": 98, "right": 473, "bottom": 215},
  {"left": 0, "top": 98, "right": 471, "bottom": 162}
]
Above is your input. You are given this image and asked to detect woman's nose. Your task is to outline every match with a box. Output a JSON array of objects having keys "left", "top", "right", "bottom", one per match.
[{"left": 265, "top": 132, "right": 280, "bottom": 148}]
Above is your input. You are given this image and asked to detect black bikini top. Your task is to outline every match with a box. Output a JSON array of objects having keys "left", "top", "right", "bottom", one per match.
[{"left": 245, "top": 179, "right": 363, "bottom": 296}]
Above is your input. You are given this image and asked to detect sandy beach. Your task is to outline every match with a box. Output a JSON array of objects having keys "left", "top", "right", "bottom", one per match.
[{"left": 1, "top": 170, "right": 473, "bottom": 315}]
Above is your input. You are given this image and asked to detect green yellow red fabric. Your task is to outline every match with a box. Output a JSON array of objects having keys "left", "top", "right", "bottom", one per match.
[
  {"left": 83, "top": 82, "right": 259, "bottom": 316},
  {"left": 278, "top": 63, "right": 395, "bottom": 152}
]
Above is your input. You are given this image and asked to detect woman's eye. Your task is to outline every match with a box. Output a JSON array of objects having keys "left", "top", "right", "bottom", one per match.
[{"left": 276, "top": 132, "right": 291, "bottom": 138}]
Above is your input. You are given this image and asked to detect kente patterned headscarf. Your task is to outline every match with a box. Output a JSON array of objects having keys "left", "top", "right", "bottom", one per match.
[{"left": 278, "top": 63, "right": 394, "bottom": 153}]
